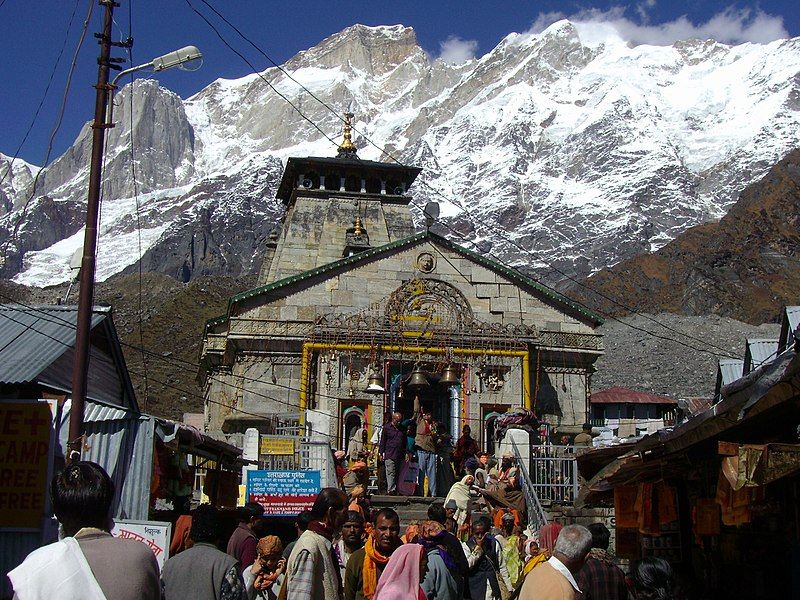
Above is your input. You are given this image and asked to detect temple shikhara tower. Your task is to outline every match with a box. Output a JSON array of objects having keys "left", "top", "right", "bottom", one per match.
[{"left": 200, "top": 115, "right": 603, "bottom": 455}]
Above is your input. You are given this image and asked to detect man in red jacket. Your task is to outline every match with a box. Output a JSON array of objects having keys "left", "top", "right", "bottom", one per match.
[{"left": 227, "top": 501, "right": 266, "bottom": 569}]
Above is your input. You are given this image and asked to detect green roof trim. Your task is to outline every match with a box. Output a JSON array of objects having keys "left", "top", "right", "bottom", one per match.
[
  {"left": 220, "top": 230, "right": 602, "bottom": 327},
  {"left": 205, "top": 314, "right": 228, "bottom": 328},
  {"left": 426, "top": 231, "right": 604, "bottom": 326},
  {"left": 229, "top": 232, "right": 428, "bottom": 307}
]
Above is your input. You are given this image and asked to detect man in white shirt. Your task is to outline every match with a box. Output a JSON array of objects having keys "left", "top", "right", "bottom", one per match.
[
  {"left": 9, "top": 461, "right": 160, "bottom": 600},
  {"left": 519, "top": 524, "right": 592, "bottom": 599}
]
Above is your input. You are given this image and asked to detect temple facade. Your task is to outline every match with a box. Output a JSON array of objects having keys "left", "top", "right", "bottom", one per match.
[{"left": 199, "top": 118, "right": 604, "bottom": 451}]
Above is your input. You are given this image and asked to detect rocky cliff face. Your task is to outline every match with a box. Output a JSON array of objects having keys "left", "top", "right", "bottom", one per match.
[
  {"left": 1, "top": 22, "right": 799, "bottom": 290},
  {"left": 572, "top": 149, "right": 800, "bottom": 324}
]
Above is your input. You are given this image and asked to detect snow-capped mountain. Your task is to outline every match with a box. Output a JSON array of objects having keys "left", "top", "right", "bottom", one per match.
[{"left": 2, "top": 21, "right": 799, "bottom": 287}]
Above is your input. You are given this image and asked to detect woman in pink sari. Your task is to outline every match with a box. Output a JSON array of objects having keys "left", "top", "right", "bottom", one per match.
[{"left": 373, "top": 543, "right": 429, "bottom": 600}]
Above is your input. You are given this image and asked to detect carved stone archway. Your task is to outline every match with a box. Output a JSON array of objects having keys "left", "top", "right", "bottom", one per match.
[{"left": 385, "top": 278, "right": 474, "bottom": 332}]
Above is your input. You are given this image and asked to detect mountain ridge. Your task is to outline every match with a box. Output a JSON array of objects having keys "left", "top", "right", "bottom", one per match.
[
  {"left": 1, "top": 21, "right": 798, "bottom": 292},
  {"left": 571, "top": 147, "right": 800, "bottom": 324}
]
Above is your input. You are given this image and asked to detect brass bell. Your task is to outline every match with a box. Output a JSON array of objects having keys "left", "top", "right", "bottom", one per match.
[
  {"left": 440, "top": 363, "right": 461, "bottom": 386},
  {"left": 407, "top": 364, "right": 430, "bottom": 390},
  {"left": 364, "top": 372, "right": 385, "bottom": 394}
]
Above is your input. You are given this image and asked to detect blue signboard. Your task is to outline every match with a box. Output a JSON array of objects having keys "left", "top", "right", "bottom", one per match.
[{"left": 246, "top": 470, "right": 321, "bottom": 517}]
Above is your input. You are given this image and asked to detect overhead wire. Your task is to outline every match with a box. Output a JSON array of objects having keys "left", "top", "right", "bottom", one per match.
[
  {"left": 0, "top": 4, "right": 745, "bottom": 435},
  {"left": 119, "top": 0, "right": 151, "bottom": 410},
  {"left": 1, "top": 0, "right": 95, "bottom": 265},
  {"left": 184, "top": 0, "right": 740, "bottom": 361},
  {"left": 0, "top": 0, "right": 82, "bottom": 189},
  {"left": 182, "top": 0, "right": 340, "bottom": 149},
  {"left": 0, "top": 296, "right": 523, "bottom": 430},
  {"left": 0, "top": 301, "right": 348, "bottom": 441}
]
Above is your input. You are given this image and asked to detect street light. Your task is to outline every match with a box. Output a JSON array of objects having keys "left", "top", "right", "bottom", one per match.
[
  {"left": 67, "top": 11, "right": 203, "bottom": 463},
  {"left": 106, "top": 45, "right": 203, "bottom": 126}
]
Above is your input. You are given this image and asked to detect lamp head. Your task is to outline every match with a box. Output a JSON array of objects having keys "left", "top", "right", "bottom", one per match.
[{"left": 152, "top": 45, "right": 203, "bottom": 72}]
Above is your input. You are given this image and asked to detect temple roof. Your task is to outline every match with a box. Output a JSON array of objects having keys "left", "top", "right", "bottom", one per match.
[
  {"left": 275, "top": 156, "right": 422, "bottom": 203},
  {"left": 206, "top": 230, "right": 604, "bottom": 331}
]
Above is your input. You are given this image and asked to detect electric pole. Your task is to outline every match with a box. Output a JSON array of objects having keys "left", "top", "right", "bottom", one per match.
[{"left": 67, "top": 0, "right": 120, "bottom": 462}]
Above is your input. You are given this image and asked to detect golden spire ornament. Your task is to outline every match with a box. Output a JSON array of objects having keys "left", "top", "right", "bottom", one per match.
[{"left": 337, "top": 112, "right": 358, "bottom": 158}]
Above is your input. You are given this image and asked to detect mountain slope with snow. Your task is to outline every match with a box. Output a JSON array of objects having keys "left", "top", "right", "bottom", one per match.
[{"left": 2, "top": 21, "right": 799, "bottom": 287}]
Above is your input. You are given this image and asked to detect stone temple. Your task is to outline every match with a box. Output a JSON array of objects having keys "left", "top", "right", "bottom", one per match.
[{"left": 199, "top": 116, "right": 604, "bottom": 453}]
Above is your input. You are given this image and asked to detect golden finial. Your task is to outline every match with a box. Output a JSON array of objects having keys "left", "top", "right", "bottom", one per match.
[
  {"left": 337, "top": 112, "right": 358, "bottom": 158},
  {"left": 353, "top": 215, "right": 364, "bottom": 236}
]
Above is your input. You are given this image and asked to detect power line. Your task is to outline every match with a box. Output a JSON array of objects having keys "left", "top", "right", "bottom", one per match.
[
  {"left": 182, "top": 0, "right": 340, "bottom": 149},
  {"left": 184, "top": 1, "right": 740, "bottom": 361},
  {"left": 0, "top": 297, "right": 692, "bottom": 433},
  {"left": 0, "top": 301, "right": 346, "bottom": 440},
  {"left": 118, "top": 1, "right": 151, "bottom": 411},
  {"left": 0, "top": 298, "right": 495, "bottom": 429},
  {"left": 0, "top": 6, "right": 741, "bottom": 424},
  {"left": 0, "top": 0, "right": 82, "bottom": 190},
  {"left": 2, "top": 0, "right": 95, "bottom": 268}
]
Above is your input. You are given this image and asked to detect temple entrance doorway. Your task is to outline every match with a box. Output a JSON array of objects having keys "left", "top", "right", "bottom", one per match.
[
  {"left": 387, "top": 361, "right": 456, "bottom": 440},
  {"left": 481, "top": 404, "right": 508, "bottom": 455}
]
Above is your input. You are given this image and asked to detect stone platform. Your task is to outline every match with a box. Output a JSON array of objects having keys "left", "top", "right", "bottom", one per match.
[{"left": 370, "top": 494, "right": 445, "bottom": 525}]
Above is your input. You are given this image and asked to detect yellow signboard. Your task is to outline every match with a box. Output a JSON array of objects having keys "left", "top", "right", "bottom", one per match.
[
  {"left": 0, "top": 402, "right": 53, "bottom": 529},
  {"left": 260, "top": 437, "right": 295, "bottom": 456}
]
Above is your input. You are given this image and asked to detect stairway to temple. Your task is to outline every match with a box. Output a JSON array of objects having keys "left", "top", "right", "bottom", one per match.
[{"left": 370, "top": 495, "right": 445, "bottom": 525}]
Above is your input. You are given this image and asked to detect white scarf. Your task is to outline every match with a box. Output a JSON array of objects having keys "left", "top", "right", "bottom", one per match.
[{"left": 8, "top": 537, "right": 107, "bottom": 600}]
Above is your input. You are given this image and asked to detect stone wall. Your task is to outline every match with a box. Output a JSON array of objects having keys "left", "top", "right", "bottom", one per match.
[
  {"left": 204, "top": 238, "right": 601, "bottom": 435},
  {"left": 549, "top": 505, "right": 618, "bottom": 554}
]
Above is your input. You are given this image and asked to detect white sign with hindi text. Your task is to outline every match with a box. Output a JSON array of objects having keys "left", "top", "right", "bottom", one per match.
[{"left": 111, "top": 519, "right": 172, "bottom": 568}]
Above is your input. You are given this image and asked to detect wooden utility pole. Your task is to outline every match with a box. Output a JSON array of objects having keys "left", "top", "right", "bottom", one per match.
[{"left": 67, "top": 0, "right": 118, "bottom": 462}]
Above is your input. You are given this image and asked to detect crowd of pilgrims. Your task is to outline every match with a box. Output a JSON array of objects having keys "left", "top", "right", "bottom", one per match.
[{"left": 8, "top": 460, "right": 677, "bottom": 600}]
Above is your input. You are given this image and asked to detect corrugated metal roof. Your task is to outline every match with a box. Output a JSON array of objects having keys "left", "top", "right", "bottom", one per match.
[
  {"left": 0, "top": 305, "right": 107, "bottom": 384},
  {"left": 85, "top": 401, "right": 136, "bottom": 423},
  {"left": 591, "top": 386, "right": 676, "bottom": 405},
  {"left": 780, "top": 306, "right": 800, "bottom": 352},
  {"left": 678, "top": 397, "right": 713, "bottom": 417},
  {"left": 58, "top": 399, "right": 153, "bottom": 521},
  {"left": 745, "top": 338, "right": 779, "bottom": 372},
  {"left": 787, "top": 306, "right": 800, "bottom": 332},
  {"left": 718, "top": 359, "right": 745, "bottom": 386}
]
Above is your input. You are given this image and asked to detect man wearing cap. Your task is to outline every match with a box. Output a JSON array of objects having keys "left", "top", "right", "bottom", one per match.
[
  {"left": 444, "top": 499, "right": 458, "bottom": 521},
  {"left": 574, "top": 424, "right": 593, "bottom": 447}
]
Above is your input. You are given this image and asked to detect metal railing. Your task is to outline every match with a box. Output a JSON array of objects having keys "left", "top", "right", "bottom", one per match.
[
  {"left": 510, "top": 438, "right": 549, "bottom": 531},
  {"left": 300, "top": 440, "right": 337, "bottom": 489},
  {"left": 528, "top": 445, "right": 580, "bottom": 505}
]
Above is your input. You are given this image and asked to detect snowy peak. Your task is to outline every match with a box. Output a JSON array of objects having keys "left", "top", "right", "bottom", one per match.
[
  {"left": 1, "top": 23, "right": 800, "bottom": 289},
  {"left": 291, "top": 24, "right": 422, "bottom": 76}
]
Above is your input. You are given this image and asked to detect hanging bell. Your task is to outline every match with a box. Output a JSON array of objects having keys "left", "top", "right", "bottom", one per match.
[
  {"left": 440, "top": 363, "right": 461, "bottom": 386},
  {"left": 364, "top": 372, "right": 385, "bottom": 394},
  {"left": 407, "top": 364, "right": 430, "bottom": 390}
]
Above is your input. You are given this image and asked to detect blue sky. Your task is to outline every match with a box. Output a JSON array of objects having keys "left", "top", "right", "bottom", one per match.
[{"left": 1, "top": 0, "right": 797, "bottom": 166}]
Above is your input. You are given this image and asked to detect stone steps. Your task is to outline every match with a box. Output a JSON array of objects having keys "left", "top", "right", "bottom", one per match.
[{"left": 370, "top": 495, "right": 445, "bottom": 526}]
